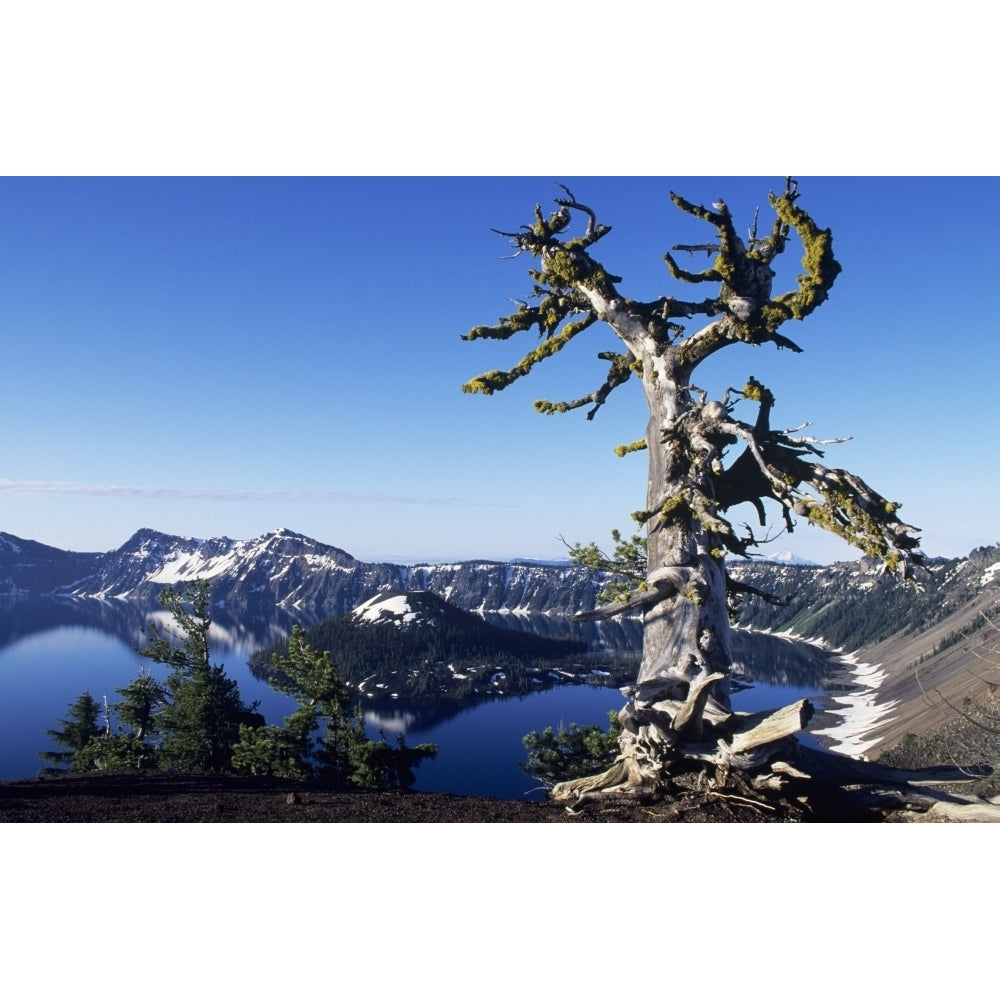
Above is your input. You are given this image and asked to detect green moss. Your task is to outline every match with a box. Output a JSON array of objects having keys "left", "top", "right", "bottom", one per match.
[
  {"left": 713, "top": 252, "right": 735, "bottom": 284},
  {"left": 614, "top": 439, "right": 647, "bottom": 458},
  {"left": 800, "top": 488, "right": 899, "bottom": 564},
  {"left": 534, "top": 399, "right": 569, "bottom": 415},
  {"left": 465, "top": 320, "right": 584, "bottom": 397},
  {"left": 656, "top": 494, "right": 689, "bottom": 522},
  {"left": 768, "top": 191, "right": 842, "bottom": 322},
  {"left": 462, "top": 371, "right": 506, "bottom": 396},
  {"left": 741, "top": 377, "right": 774, "bottom": 407},
  {"left": 542, "top": 246, "right": 613, "bottom": 293}
]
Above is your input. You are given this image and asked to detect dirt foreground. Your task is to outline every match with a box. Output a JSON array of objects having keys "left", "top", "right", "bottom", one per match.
[{"left": 0, "top": 769, "right": 895, "bottom": 823}]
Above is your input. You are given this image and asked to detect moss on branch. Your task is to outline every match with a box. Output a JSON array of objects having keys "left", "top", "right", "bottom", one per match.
[
  {"left": 614, "top": 439, "right": 647, "bottom": 458},
  {"left": 462, "top": 180, "right": 919, "bottom": 577},
  {"left": 461, "top": 314, "right": 596, "bottom": 396}
]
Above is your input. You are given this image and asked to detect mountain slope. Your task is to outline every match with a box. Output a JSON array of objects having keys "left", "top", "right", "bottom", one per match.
[
  {"left": 0, "top": 532, "right": 102, "bottom": 599},
  {"left": 252, "top": 589, "right": 602, "bottom": 700},
  {"left": 2, "top": 527, "right": 603, "bottom": 622},
  {"left": 729, "top": 547, "right": 1000, "bottom": 651},
  {"left": 729, "top": 546, "right": 1000, "bottom": 755}
]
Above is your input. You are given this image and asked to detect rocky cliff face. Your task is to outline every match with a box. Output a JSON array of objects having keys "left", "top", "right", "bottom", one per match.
[
  {"left": 4, "top": 527, "right": 999, "bottom": 657},
  {"left": 401, "top": 561, "right": 600, "bottom": 616},
  {"left": 0, "top": 528, "right": 601, "bottom": 623},
  {"left": 728, "top": 545, "right": 1000, "bottom": 651}
]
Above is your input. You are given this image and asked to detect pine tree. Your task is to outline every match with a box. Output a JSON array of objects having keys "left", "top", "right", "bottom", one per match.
[
  {"left": 38, "top": 691, "right": 103, "bottom": 774},
  {"left": 114, "top": 669, "right": 167, "bottom": 742},
  {"left": 72, "top": 669, "right": 171, "bottom": 771},
  {"left": 137, "top": 580, "right": 257, "bottom": 772},
  {"left": 521, "top": 711, "right": 623, "bottom": 786},
  {"left": 234, "top": 627, "right": 437, "bottom": 787},
  {"left": 346, "top": 731, "right": 437, "bottom": 790},
  {"left": 233, "top": 626, "right": 356, "bottom": 780}
]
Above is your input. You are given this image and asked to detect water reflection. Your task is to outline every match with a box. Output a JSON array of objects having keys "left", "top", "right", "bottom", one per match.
[
  {"left": 0, "top": 596, "right": 302, "bottom": 660},
  {"left": 364, "top": 690, "right": 579, "bottom": 736},
  {"left": 478, "top": 611, "right": 643, "bottom": 652},
  {"left": 1, "top": 601, "right": 844, "bottom": 793},
  {"left": 730, "top": 628, "right": 833, "bottom": 688}
]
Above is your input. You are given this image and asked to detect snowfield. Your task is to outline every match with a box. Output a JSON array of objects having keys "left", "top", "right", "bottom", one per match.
[{"left": 352, "top": 593, "right": 420, "bottom": 625}]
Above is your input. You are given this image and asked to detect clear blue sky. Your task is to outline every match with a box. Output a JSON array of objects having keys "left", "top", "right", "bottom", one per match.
[{"left": 1, "top": 176, "right": 996, "bottom": 565}]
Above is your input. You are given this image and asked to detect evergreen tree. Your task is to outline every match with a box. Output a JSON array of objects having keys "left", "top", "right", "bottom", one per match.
[
  {"left": 230, "top": 721, "right": 313, "bottom": 779},
  {"left": 234, "top": 626, "right": 437, "bottom": 787},
  {"left": 137, "top": 580, "right": 257, "bottom": 772},
  {"left": 38, "top": 691, "right": 103, "bottom": 774},
  {"left": 521, "top": 711, "right": 623, "bottom": 786},
  {"left": 347, "top": 731, "right": 438, "bottom": 790},
  {"left": 75, "top": 732, "right": 153, "bottom": 772},
  {"left": 72, "top": 669, "right": 171, "bottom": 771},
  {"left": 241, "top": 626, "right": 352, "bottom": 779},
  {"left": 114, "top": 669, "right": 167, "bottom": 742}
]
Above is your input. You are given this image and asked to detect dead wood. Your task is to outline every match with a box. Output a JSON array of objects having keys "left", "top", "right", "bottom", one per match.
[
  {"left": 672, "top": 672, "right": 727, "bottom": 741},
  {"left": 725, "top": 699, "right": 815, "bottom": 754}
]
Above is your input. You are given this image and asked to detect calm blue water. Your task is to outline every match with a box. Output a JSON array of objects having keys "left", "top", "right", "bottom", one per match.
[
  {"left": 362, "top": 675, "right": 825, "bottom": 801},
  {"left": 0, "top": 612, "right": 829, "bottom": 797},
  {"left": 363, "top": 686, "right": 626, "bottom": 801},
  {"left": 0, "top": 623, "right": 298, "bottom": 784}
]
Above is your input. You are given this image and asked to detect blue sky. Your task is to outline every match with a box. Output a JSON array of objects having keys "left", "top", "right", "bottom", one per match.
[{"left": 1, "top": 176, "right": 996, "bottom": 565}]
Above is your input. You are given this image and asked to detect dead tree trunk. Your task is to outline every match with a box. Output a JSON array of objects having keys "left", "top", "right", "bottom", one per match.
[{"left": 463, "top": 180, "right": 930, "bottom": 813}]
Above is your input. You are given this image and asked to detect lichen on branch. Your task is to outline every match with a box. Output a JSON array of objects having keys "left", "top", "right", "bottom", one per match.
[{"left": 461, "top": 178, "right": 921, "bottom": 579}]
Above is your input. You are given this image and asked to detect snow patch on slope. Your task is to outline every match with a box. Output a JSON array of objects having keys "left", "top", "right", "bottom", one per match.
[
  {"left": 353, "top": 593, "right": 420, "bottom": 625},
  {"left": 749, "top": 626, "right": 897, "bottom": 759},
  {"left": 811, "top": 652, "right": 896, "bottom": 758}
]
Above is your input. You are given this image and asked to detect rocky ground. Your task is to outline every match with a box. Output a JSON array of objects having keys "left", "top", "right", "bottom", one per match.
[{"left": 0, "top": 768, "right": 906, "bottom": 823}]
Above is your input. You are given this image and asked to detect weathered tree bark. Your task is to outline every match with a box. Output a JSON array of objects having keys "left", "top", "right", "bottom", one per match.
[
  {"left": 552, "top": 209, "right": 799, "bottom": 794},
  {"left": 922, "top": 798, "right": 1000, "bottom": 822},
  {"left": 463, "top": 180, "right": 932, "bottom": 813}
]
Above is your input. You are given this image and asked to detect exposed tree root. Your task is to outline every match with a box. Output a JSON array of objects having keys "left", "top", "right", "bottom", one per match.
[
  {"left": 549, "top": 695, "right": 1000, "bottom": 822},
  {"left": 706, "top": 789, "right": 776, "bottom": 814}
]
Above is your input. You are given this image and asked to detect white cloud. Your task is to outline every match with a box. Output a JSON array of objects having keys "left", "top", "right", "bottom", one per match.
[{"left": 0, "top": 479, "right": 512, "bottom": 508}]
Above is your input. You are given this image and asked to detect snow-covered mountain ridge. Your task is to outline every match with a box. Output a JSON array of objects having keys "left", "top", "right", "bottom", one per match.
[
  {"left": 0, "top": 527, "right": 600, "bottom": 622},
  {"left": 3, "top": 527, "right": 998, "bottom": 656}
]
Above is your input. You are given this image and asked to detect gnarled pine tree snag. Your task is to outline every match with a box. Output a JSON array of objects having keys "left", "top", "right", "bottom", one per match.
[{"left": 462, "top": 180, "right": 931, "bottom": 815}]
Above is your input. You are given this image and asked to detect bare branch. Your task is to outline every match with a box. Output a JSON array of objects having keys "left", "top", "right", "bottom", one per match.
[
  {"left": 534, "top": 348, "right": 635, "bottom": 420},
  {"left": 572, "top": 564, "right": 691, "bottom": 622},
  {"left": 554, "top": 184, "right": 606, "bottom": 244}
]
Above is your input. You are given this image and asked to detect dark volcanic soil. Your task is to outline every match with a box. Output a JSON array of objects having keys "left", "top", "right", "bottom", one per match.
[{"left": 0, "top": 770, "right": 892, "bottom": 822}]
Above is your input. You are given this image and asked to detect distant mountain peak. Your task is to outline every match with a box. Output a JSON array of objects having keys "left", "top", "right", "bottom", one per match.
[
  {"left": 268, "top": 527, "right": 308, "bottom": 541},
  {"left": 764, "top": 549, "right": 819, "bottom": 566},
  {"left": 123, "top": 527, "right": 184, "bottom": 546},
  {"left": 729, "top": 548, "right": 818, "bottom": 567}
]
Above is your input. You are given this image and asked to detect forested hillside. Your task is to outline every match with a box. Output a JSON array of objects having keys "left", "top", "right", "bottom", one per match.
[
  {"left": 250, "top": 591, "right": 634, "bottom": 699},
  {"left": 730, "top": 545, "right": 1000, "bottom": 650}
]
